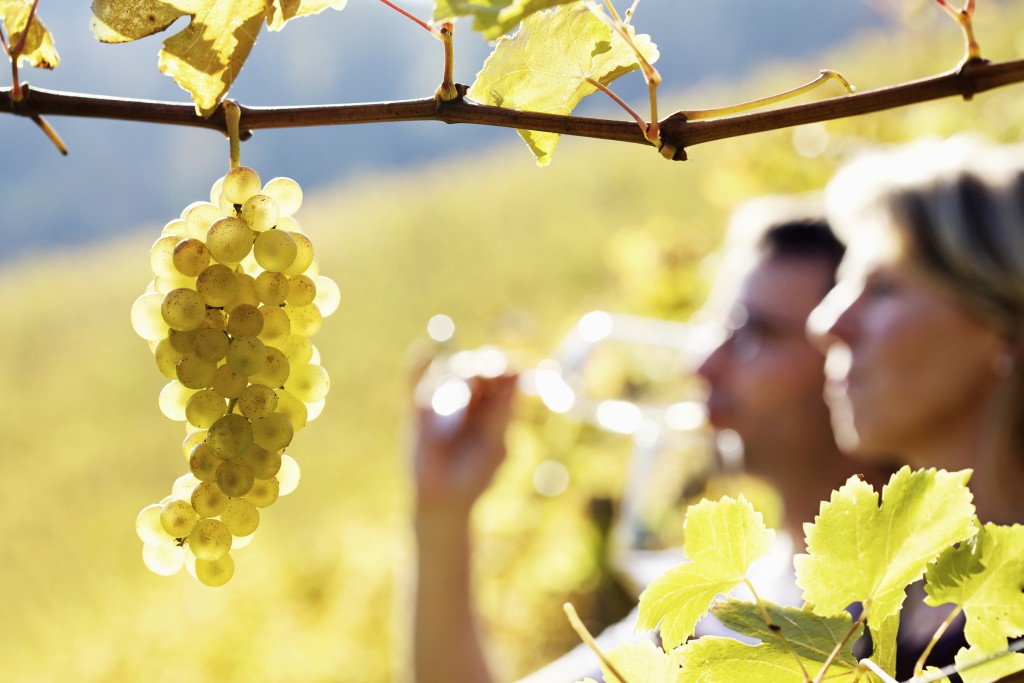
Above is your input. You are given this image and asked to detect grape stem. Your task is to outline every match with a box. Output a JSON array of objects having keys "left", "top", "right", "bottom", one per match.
[
  {"left": 678, "top": 70, "right": 855, "bottom": 121},
  {"left": 933, "top": 0, "right": 981, "bottom": 62},
  {"left": 435, "top": 23, "right": 458, "bottom": 103},
  {"left": 1, "top": 58, "right": 1022, "bottom": 161},
  {"left": 223, "top": 100, "right": 242, "bottom": 169},
  {"left": 562, "top": 602, "right": 634, "bottom": 683}
]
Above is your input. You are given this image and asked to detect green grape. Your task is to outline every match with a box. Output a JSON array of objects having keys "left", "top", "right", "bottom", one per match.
[
  {"left": 288, "top": 303, "right": 323, "bottom": 337},
  {"left": 161, "top": 288, "right": 207, "bottom": 331},
  {"left": 306, "top": 397, "right": 326, "bottom": 422},
  {"left": 162, "top": 218, "right": 187, "bottom": 238},
  {"left": 182, "top": 430, "right": 208, "bottom": 460},
  {"left": 262, "top": 177, "right": 303, "bottom": 216},
  {"left": 226, "top": 303, "right": 264, "bottom": 338},
  {"left": 209, "top": 176, "right": 225, "bottom": 205},
  {"left": 189, "top": 442, "right": 222, "bottom": 481},
  {"left": 131, "top": 292, "right": 170, "bottom": 341},
  {"left": 160, "top": 499, "right": 198, "bottom": 538},
  {"left": 221, "top": 499, "right": 260, "bottom": 537},
  {"left": 244, "top": 477, "right": 280, "bottom": 508},
  {"left": 314, "top": 276, "right": 341, "bottom": 317},
  {"left": 167, "top": 327, "right": 199, "bottom": 354},
  {"left": 212, "top": 364, "right": 248, "bottom": 400},
  {"left": 172, "top": 238, "right": 211, "bottom": 277},
  {"left": 276, "top": 215, "right": 301, "bottom": 232},
  {"left": 238, "top": 383, "right": 278, "bottom": 420},
  {"left": 252, "top": 412, "right": 294, "bottom": 452},
  {"left": 279, "top": 334, "right": 313, "bottom": 366},
  {"left": 242, "top": 444, "right": 281, "bottom": 479},
  {"left": 142, "top": 540, "right": 185, "bottom": 576},
  {"left": 188, "top": 518, "right": 232, "bottom": 560},
  {"left": 183, "top": 202, "right": 224, "bottom": 240},
  {"left": 253, "top": 229, "right": 297, "bottom": 273},
  {"left": 251, "top": 346, "right": 290, "bottom": 388},
  {"left": 196, "top": 263, "right": 239, "bottom": 307},
  {"left": 154, "top": 338, "right": 184, "bottom": 379},
  {"left": 275, "top": 389, "right": 308, "bottom": 431},
  {"left": 207, "top": 216, "right": 254, "bottom": 264},
  {"left": 216, "top": 459, "right": 255, "bottom": 497},
  {"left": 257, "top": 306, "right": 291, "bottom": 347},
  {"left": 171, "top": 473, "right": 202, "bottom": 501},
  {"left": 284, "top": 363, "right": 330, "bottom": 403},
  {"left": 184, "top": 389, "right": 227, "bottom": 429},
  {"left": 224, "top": 272, "right": 259, "bottom": 313},
  {"left": 149, "top": 235, "right": 180, "bottom": 279},
  {"left": 193, "top": 328, "right": 229, "bottom": 363},
  {"left": 278, "top": 454, "right": 301, "bottom": 496},
  {"left": 195, "top": 553, "right": 234, "bottom": 587},
  {"left": 206, "top": 413, "right": 254, "bottom": 460},
  {"left": 240, "top": 194, "right": 280, "bottom": 232},
  {"left": 203, "top": 308, "right": 226, "bottom": 331},
  {"left": 191, "top": 480, "right": 228, "bottom": 518},
  {"left": 287, "top": 274, "right": 317, "bottom": 307},
  {"left": 221, "top": 166, "right": 262, "bottom": 205},
  {"left": 227, "top": 336, "right": 266, "bottom": 376},
  {"left": 255, "top": 271, "right": 290, "bottom": 306},
  {"left": 159, "top": 380, "right": 196, "bottom": 421},
  {"left": 136, "top": 503, "right": 173, "bottom": 544},
  {"left": 283, "top": 232, "right": 314, "bottom": 276},
  {"left": 176, "top": 354, "right": 217, "bottom": 389}
]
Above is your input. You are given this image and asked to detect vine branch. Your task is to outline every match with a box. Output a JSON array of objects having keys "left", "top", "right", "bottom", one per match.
[{"left": 1, "top": 57, "right": 1022, "bottom": 160}]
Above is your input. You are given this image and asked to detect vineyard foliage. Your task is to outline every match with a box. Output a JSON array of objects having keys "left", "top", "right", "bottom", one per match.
[{"left": 0, "top": 1, "right": 1023, "bottom": 683}]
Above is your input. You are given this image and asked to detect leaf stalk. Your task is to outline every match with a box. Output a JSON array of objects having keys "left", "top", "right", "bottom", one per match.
[{"left": 562, "top": 602, "right": 634, "bottom": 683}]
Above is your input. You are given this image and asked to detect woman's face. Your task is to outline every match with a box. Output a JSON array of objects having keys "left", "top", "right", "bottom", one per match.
[{"left": 808, "top": 228, "right": 1007, "bottom": 466}]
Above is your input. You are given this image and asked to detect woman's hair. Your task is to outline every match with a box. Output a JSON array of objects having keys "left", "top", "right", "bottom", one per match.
[{"left": 825, "top": 135, "right": 1024, "bottom": 334}]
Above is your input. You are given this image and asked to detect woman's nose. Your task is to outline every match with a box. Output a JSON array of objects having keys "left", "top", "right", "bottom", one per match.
[{"left": 807, "top": 280, "right": 861, "bottom": 353}]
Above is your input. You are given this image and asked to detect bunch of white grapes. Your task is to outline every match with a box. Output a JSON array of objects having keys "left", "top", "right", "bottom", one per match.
[{"left": 129, "top": 167, "right": 339, "bottom": 587}]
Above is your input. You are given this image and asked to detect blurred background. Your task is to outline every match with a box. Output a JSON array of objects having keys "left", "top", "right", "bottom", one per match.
[{"left": 1, "top": 1, "right": 1022, "bottom": 681}]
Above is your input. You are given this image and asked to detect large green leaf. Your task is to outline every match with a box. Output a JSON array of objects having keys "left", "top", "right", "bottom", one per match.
[
  {"left": 637, "top": 495, "right": 774, "bottom": 650},
  {"left": 90, "top": 0, "right": 346, "bottom": 115},
  {"left": 925, "top": 523, "right": 1024, "bottom": 651},
  {"left": 574, "top": 640, "right": 684, "bottom": 683},
  {"left": 434, "top": 0, "right": 577, "bottom": 41},
  {"left": 0, "top": 0, "right": 59, "bottom": 68},
  {"left": 467, "top": 3, "right": 658, "bottom": 165},
  {"left": 795, "top": 467, "right": 976, "bottom": 623}
]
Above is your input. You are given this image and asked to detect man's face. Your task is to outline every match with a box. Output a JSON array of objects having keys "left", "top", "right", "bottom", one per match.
[{"left": 696, "top": 256, "right": 835, "bottom": 475}]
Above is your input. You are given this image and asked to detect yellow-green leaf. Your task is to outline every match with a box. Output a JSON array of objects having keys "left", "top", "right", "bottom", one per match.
[
  {"left": 434, "top": 0, "right": 578, "bottom": 41},
  {"left": 0, "top": 0, "right": 59, "bottom": 69},
  {"left": 266, "top": 0, "right": 348, "bottom": 32},
  {"left": 595, "top": 640, "right": 684, "bottom": 683},
  {"left": 795, "top": 467, "right": 976, "bottom": 623},
  {"left": 925, "top": 523, "right": 1024, "bottom": 651},
  {"left": 467, "top": 3, "right": 658, "bottom": 166},
  {"left": 955, "top": 644, "right": 1024, "bottom": 683},
  {"left": 637, "top": 495, "right": 774, "bottom": 650},
  {"left": 90, "top": 0, "right": 184, "bottom": 43}
]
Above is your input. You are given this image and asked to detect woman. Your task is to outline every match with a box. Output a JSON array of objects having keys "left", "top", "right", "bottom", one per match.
[{"left": 808, "top": 136, "right": 1024, "bottom": 679}]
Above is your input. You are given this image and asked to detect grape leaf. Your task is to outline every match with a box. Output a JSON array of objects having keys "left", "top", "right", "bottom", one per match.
[
  {"left": 795, "top": 467, "right": 976, "bottom": 624},
  {"left": 589, "top": 640, "right": 684, "bottom": 683},
  {"left": 637, "top": 495, "right": 774, "bottom": 650},
  {"left": 712, "top": 598, "right": 863, "bottom": 670},
  {"left": 90, "top": 0, "right": 346, "bottom": 115},
  {"left": 434, "top": 0, "right": 577, "bottom": 41},
  {"left": 0, "top": 0, "right": 59, "bottom": 68},
  {"left": 925, "top": 524, "right": 1024, "bottom": 651},
  {"left": 467, "top": 3, "right": 658, "bottom": 166},
  {"left": 955, "top": 644, "right": 1024, "bottom": 683},
  {"left": 676, "top": 633, "right": 861, "bottom": 683},
  {"left": 866, "top": 611, "right": 900, "bottom": 679}
]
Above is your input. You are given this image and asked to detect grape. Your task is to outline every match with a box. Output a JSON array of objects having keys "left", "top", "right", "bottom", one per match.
[
  {"left": 136, "top": 503, "right": 173, "bottom": 544},
  {"left": 255, "top": 271, "right": 290, "bottom": 306},
  {"left": 284, "top": 232, "right": 314, "bottom": 276},
  {"left": 314, "top": 276, "right": 341, "bottom": 317},
  {"left": 206, "top": 414, "right": 253, "bottom": 460},
  {"left": 183, "top": 202, "right": 224, "bottom": 240},
  {"left": 212, "top": 364, "right": 247, "bottom": 399},
  {"left": 221, "top": 166, "right": 262, "bottom": 205},
  {"left": 306, "top": 397, "right": 326, "bottom": 422},
  {"left": 176, "top": 354, "right": 217, "bottom": 389},
  {"left": 244, "top": 478, "right": 280, "bottom": 508},
  {"left": 285, "top": 363, "right": 330, "bottom": 403},
  {"left": 191, "top": 480, "right": 228, "bottom": 518},
  {"left": 207, "top": 217, "right": 254, "bottom": 264},
  {"left": 149, "top": 235, "right": 180, "bottom": 279},
  {"left": 226, "top": 273, "right": 260, "bottom": 312},
  {"left": 160, "top": 499, "right": 198, "bottom": 537},
  {"left": 242, "top": 444, "right": 281, "bottom": 479},
  {"left": 188, "top": 518, "right": 232, "bottom": 560},
  {"left": 161, "top": 288, "right": 206, "bottom": 331},
  {"left": 203, "top": 308, "right": 227, "bottom": 331},
  {"left": 193, "top": 328, "right": 229, "bottom": 363},
  {"left": 131, "top": 292, "right": 170, "bottom": 341},
  {"left": 172, "top": 238, "right": 211, "bottom": 277},
  {"left": 287, "top": 275, "right": 317, "bottom": 307},
  {"left": 154, "top": 338, "right": 184, "bottom": 379},
  {"left": 287, "top": 303, "right": 323, "bottom": 337},
  {"left": 196, "top": 264, "right": 239, "bottom": 307},
  {"left": 257, "top": 306, "right": 291, "bottom": 347},
  {"left": 159, "top": 381, "right": 196, "bottom": 421},
  {"left": 195, "top": 554, "right": 234, "bottom": 587},
  {"left": 240, "top": 194, "right": 280, "bottom": 232},
  {"left": 279, "top": 334, "right": 313, "bottom": 366},
  {"left": 238, "top": 384, "right": 278, "bottom": 420},
  {"left": 226, "top": 303, "right": 264, "bottom": 338},
  {"left": 252, "top": 412, "right": 294, "bottom": 452},
  {"left": 278, "top": 454, "right": 301, "bottom": 496},
  {"left": 216, "top": 459, "right": 255, "bottom": 497},
  {"left": 251, "top": 347, "right": 290, "bottom": 388},
  {"left": 262, "top": 177, "right": 302, "bottom": 216},
  {"left": 184, "top": 389, "right": 227, "bottom": 429},
  {"left": 189, "top": 442, "right": 222, "bottom": 481},
  {"left": 162, "top": 218, "right": 187, "bottom": 238},
  {"left": 275, "top": 389, "right": 308, "bottom": 431},
  {"left": 253, "top": 229, "right": 297, "bottom": 272},
  {"left": 221, "top": 499, "right": 260, "bottom": 537},
  {"left": 227, "top": 336, "right": 266, "bottom": 376},
  {"left": 182, "top": 431, "right": 208, "bottom": 459},
  {"left": 143, "top": 541, "right": 185, "bottom": 576},
  {"left": 171, "top": 473, "right": 202, "bottom": 501}
]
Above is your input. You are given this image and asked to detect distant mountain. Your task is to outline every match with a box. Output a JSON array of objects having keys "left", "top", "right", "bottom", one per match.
[{"left": 0, "top": 1, "right": 885, "bottom": 263}]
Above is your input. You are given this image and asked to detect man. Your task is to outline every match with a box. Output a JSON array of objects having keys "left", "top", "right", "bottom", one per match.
[{"left": 409, "top": 195, "right": 882, "bottom": 683}]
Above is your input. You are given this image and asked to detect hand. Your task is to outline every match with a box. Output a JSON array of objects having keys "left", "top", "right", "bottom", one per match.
[{"left": 413, "top": 372, "right": 518, "bottom": 518}]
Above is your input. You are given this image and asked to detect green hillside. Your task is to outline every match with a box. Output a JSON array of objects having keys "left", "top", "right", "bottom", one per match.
[{"left": 1, "top": 5, "right": 1022, "bottom": 682}]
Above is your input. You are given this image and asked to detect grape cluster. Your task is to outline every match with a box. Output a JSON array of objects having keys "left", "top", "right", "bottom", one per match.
[{"left": 130, "top": 167, "right": 339, "bottom": 586}]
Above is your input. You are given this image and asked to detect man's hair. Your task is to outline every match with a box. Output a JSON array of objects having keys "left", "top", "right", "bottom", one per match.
[{"left": 757, "top": 218, "right": 846, "bottom": 286}]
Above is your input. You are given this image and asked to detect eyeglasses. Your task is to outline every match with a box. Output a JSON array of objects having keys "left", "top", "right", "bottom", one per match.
[{"left": 718, "top": 304, "right": 810, "bottom": 362}]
